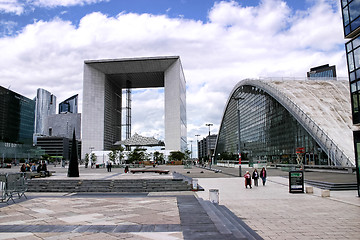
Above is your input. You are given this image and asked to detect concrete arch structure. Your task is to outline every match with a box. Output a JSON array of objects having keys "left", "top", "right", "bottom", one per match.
[
  {"left": 216, "top": 78, "right": 359, "bottom": 167},
  {"left": 81, "top": 56, "right": 187, "bottom": 158}
]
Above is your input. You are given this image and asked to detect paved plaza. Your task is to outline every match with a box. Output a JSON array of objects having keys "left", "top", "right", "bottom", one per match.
[{"left": 0, "top": 165, "right": 359, "bottom": 239}]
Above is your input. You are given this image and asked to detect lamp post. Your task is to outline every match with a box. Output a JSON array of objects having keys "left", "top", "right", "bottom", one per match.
[
  {"left": 195, "top": 134, "right": 200, "bottom": 164},
  {"left": 205, "top": 123, "right": 213, "bottom": 167},
  {"left": 189, "top": 140, "right": 193, "bottom": 159},
  {"left": 233, "top": 96, "right": 244, "bottom": 177}
]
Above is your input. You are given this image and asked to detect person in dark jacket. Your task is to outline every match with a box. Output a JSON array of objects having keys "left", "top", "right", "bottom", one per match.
[
  {"left": 252, "top": 169, "right": 259, "bottom": 187},
  {"left": 260, "top": 167, "right": 267, "bottom": 186},
  {"left": 20, "top": 164, "right": 26, "bottom": 172}
]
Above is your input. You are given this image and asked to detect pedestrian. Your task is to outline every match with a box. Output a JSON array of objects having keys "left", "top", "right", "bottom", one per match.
[
  {"left": 244, "top": 171, "right": 252, "bottom": 188},
  {"left": 20, "top": 164, "right": 26, "bottom": 172},
  {"left": 108, "top": 162, "right": 112, "bottom": 172},
  {"left": 260, "top": 167, "right": 267, "bottom": 186},
  {"left": 41, "top": 162, "right": 50, "bottom": 177},
  {"left": 252, "top": 168, "right": 259, "bottom": 187},
  {"left": 31, "top": 163, "right": 37, "bottom": 172},
  {"left": 106, "top": 161, "right": 110, "bottom": 172},
  {"left": 124, "top": 165, "right": 129, "bottom": 173}
]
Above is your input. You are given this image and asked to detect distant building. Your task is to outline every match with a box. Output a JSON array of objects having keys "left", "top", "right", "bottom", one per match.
[
  {"left": 198, "top": 134, "right": 217, "bottom": 162},
  {"left": 307, "top": 64, "right": 336, "bottom": 79},
  {"left": 36, "top": 136, "right": 81, "bottom": 161},
  {"left": 34, "top": 88, "right": 56, "bottom": 136},
  {"left": 59, "top": 94, "right": 78, "bottom": 114},
  {"left": 45, "top": 113, "right": 81, "bottom": 140},
  {"left": 0, "top": 86, "right": 40, "bottom": 161}
]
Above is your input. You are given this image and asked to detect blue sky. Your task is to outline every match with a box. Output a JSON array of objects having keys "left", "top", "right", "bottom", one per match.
[
  {"left": 1, "top": 0, "right": 327, "bottom": 36},
  {"left": 0, "top": 0, "right": 346, "bottom": 155}
]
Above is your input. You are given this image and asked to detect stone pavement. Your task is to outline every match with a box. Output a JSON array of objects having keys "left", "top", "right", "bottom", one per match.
[
  {"left": 195, "top": 176, "right": 360, "bottom": 240},
  {"left": 0, "top": 165, "right": 359, "bottom": 239}
]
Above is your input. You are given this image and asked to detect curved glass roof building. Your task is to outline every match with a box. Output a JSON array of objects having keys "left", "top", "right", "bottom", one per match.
[{"left": 215, "top": 79, "right": 359, "bottom": 167}]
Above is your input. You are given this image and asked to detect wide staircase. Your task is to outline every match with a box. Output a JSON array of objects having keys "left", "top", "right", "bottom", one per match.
[{"left": 27, "top": 178, "right": 192, "bottom": 192}]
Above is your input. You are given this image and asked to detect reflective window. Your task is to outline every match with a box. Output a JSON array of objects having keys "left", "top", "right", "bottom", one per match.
[
  {"left": 350, "top": 0, "right": 360, "bottom": 22},
  {"left": 215, "top": 85, "right": 327, "bottom": 165}
]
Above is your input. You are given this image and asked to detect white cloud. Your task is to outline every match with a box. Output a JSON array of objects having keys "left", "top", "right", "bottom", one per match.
[
  {"left": 0, "top": 0, "right": 24, "bottom": 15},
  {"left": 29, "top": 0, "right": 108, "bottom": 8},
  {"left": 0, "top": 0, "right": 347, "bottom": 154}
]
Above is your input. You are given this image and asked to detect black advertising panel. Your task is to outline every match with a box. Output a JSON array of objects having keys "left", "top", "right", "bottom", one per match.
[{"left": 289, "top": 171, "right": 304, "bottom": 193}]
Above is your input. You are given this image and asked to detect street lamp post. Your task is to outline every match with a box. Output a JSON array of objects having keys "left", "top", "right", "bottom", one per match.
[
  {"left": 233, "top": 96, "right": 244, "bottom": 177},
  {"left": 205, "top": 123, "right": 213, "bottom": 168},
  {"left": 195, "top": 134, "right": 200, "bottom": 164}
]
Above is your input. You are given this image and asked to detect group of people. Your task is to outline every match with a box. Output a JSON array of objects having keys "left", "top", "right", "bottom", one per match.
[
  {"left": 20, "top": 162, "right": 50, "bottom": 176},
  {"left": 244, "top": 167, "right": 267, "bottom": 189}
]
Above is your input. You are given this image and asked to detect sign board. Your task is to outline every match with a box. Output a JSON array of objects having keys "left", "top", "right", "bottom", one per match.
[{"left": 289, "top": 171, "right": 304, "bottom": 193}]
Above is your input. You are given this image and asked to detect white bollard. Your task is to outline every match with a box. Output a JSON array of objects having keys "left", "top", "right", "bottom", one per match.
[
  {"left": 321, "top": 190, "right": 330, "bottom": 197},
  {"left": 192, "top": 178, "right": 198, "bottom": 190},
  {"left": 305, "top": 186, "right": 313, "bottom": 194},
  {"left": 209, "top": 189, "right": 219, "bottom": 204}
]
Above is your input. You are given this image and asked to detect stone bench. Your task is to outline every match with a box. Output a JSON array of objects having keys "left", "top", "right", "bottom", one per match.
[{"left": 130, "top": 169, "right": 170, "bottom": 174}]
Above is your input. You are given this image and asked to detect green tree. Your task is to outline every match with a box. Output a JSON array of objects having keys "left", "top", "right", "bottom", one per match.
[
  {"left": 108, "top": 150, "right": 117, "bottom": 164},
  {"left": 168, "top": 151, "right": 185, "bottom": 161},
  {"left": 153, "top": 151, "right": 164, "bottom": 164},
  {"left": 84, "top": 153, "right": 89, "bottom": 168},
  {"left": 127, "top": 148, "right": 147, "bottom": 163},
  {"left": 90, "top": 153, "right": 97, "bottom": 167}
]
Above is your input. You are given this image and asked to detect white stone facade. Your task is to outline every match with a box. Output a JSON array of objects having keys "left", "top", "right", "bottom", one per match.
[{"left": 81, "top": 56, "right": 186, "bottom": 158}]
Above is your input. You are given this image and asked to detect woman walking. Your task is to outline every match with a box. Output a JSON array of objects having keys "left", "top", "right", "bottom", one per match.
[
  {"left": 260, "top": 167, "right": 267, "bottom": 186},
  {"left": 252, "top": 169, "right": 259, "bottom": 187}
]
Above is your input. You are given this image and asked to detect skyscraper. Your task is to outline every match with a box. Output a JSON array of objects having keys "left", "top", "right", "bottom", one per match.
[
  {"left": 34, "top": 88, "right": 56, "bottom": 136},
  {"left": 0, "top": 85, "right": 36, "bottom": 160},
  {"left": 59, "top": 94, "right": 78, "bottom": 114},
  {"left": 340, "top": 0, "right": 360, "bottom": 196}
]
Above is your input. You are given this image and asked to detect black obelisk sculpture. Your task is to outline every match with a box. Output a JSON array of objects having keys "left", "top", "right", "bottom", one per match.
[{"left": 68, "top": 129, "right": 79, "bottom": 177}]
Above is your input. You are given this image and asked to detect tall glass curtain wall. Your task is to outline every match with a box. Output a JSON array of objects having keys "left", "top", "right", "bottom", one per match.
[
  {"left": 346, "top": 35, "right": 360, "bottom": 124},
  {"left": 342, "top": 0, "right": 360, "bottom": 37},
  {"left": 215, "top": 85, "right": 327, "bottom": 164}
]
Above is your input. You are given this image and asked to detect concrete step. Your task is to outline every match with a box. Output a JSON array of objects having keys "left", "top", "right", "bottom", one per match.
[
  {"left": 304, "top": 180, "right": 357, "bottom": 191},
  {"left": 27, "top": 178, "right": 192, "bottom": 192},
  {"left": 198, "top": 198, "right": 263, "bottom": 240}
]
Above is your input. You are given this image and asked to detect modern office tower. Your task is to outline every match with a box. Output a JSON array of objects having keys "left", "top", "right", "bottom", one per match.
[
  {"left": 82, "top": 56, "right": 187, "bottom": 158},
  {"left": 215, "top": 79, "right": 356, "bottom": 168},
  {"left": 198, "top": 135, "right": 217, "bottom": 162},
  {"left": 0, "top": 85, "right": 36, "bottom": 160},
  {"left": 341, "top": 0, "right": 360, "bottom": 196},
  {"left": 34, "top": 88, "right": 56, "bottom": 136},
  {"left": 59, "top": 94, "right": 78, "bottom": 114},
  {"left": 307, "top": 64, "right": 337, "bottom": 79}
]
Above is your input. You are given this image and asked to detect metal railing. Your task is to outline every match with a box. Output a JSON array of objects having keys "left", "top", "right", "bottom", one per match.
[{"left": 0, "top": 173, "right": 28, "bottom": 204}]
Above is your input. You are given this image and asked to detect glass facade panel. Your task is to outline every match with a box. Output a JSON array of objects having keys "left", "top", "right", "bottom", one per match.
[
  {"left": 348, "top": 51, "right": 355, "bottom": 72},
  {"left": 215, "top": 85, "right": 326, "bottom": 165},
  {"left": 350, "top": 0, "right": 360, "bottom": 22},
  {"left": 353, "top": 92, "right": 359, "bottom": 113},
  {"left": 344, "top": 6, "right": 350, "bottom": 26}
]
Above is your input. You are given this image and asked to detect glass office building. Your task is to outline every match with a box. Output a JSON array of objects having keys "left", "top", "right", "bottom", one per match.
[
  {"left": 59, "top": 94, "right": 78, "bottom": 114},
  {"left": 215, "top": 79, "right": 356, "bottom": 168},
  {"left": 0, "top": 86, "right": 38, "bottom": 160},
  {"left": 307, "top": 64, "right": 337, "bottom": 79},
  {"left": 215, "top": 85, "right": 325, "bottom": 165},
  {"left": 34, "top": 88, "right": 56, "bottom": 136},
  {"left": 341, "top": 0, "right": 360, "bottom": 196}
]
